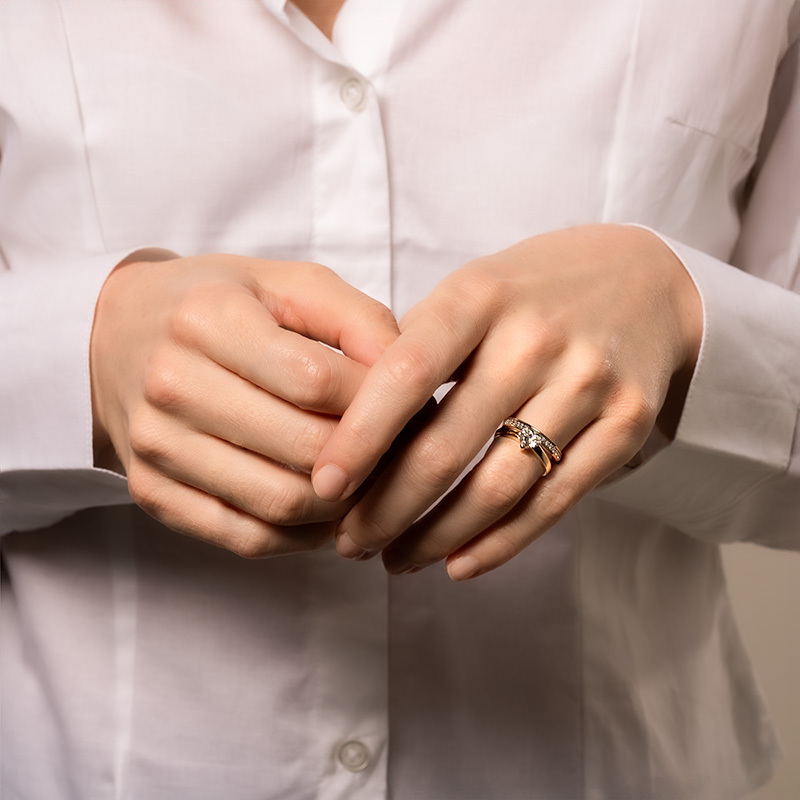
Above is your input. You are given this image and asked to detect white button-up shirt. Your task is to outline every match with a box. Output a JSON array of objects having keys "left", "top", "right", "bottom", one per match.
[{"left": 1, "top": 2, "right": 799, "bottom": 798}]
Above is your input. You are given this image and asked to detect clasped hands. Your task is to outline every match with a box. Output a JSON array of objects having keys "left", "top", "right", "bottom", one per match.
[{"left": 91, "top": 225, "right": 702, "bottom": 580}]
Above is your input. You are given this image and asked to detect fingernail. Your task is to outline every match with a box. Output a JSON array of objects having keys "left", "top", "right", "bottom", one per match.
[
  {"left": 313, "top": 464, "right": 349, "bottom": 502},
  {"left": 336, "top": 531, "right": 373, "bottom": 560},
  {"left": 447, "top": 554, "right": 481, "bottom": 582}
]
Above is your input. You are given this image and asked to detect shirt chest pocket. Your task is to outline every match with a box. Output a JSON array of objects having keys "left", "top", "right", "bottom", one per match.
[
  {"left": 600, "top": 0, "right": 792, "bottom": 256},
  {"left": 634, "top": 0, "right": 790, "bottom": 151}
]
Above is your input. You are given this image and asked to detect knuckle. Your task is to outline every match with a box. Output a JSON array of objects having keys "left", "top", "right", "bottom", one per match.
[
  {"left": 452, "top": 268, "right": 503, "bottom": 310},
  {"left": 473, "top": 459, "right": 528, "bottom": 516},
  {"left": 255, "top": 482, "right": 310, "bottom": 526},
  {"left": 384, "top": 343, "right": 440, "bottom": 397},
  {"left": 610, "top": 389, "right": 657, "bottom": 444},
  {"left": 290, "top": 354, "right": 334, "bottom": 410},
  {"left": 536, "top": 484, "right": 576, "bottom": 530},
  {"left": 212, "top": 288, "right": 251, "bottom": 335},
  {"left": 170, "top": 284, "right": 236, "bottom": 347},
  {"left": 531, "top": 322, "right": 569, "bottom": 360},
  {"left": 302, "top": 261, "right": 338, "bottom": 284},
  {"left": 339, "top": 415, "right": 381, "bottom": 462},
  {"left": 412, "top": 431, "right": 465, "bottom": 489},
  {"left": 509, "top": 322, "right": 568, "bottom": 373},
  {"left": 127, "top": 463, "right": 165, "bottom": 517},
  {"left": 456, "top": 257, "right": 516, "bottom": 303},
  {"left": 291, "top": 419, "right": 330, "bottom": 470},
  {"left": 127, "top": 410, "right": 169, "bottom": 461},
  {"left": 141, "top": 358, "right": 185, "bottom": 410},
  {"left": 567, "top": 350, "right": 616, "bottom": 398},
  {"left": 228, "top": 531, "right": 279, "bottom": 559}
]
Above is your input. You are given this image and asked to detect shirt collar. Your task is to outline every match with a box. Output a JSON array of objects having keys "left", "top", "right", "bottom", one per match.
[{"left": 261, "top": 0, "right": 288, "bottom": 15}]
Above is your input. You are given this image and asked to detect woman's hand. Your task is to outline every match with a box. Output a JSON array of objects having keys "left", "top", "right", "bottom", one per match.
[
  {"left": 90, "top": 253, "right": 399, "bottom": 557},
  {"left": 311, "top": 225, "right": 703, "bottom": 579}
]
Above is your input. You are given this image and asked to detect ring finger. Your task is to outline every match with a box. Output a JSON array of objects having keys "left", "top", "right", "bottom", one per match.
[
  {"left": 441, "top": 410, "right": 649, "bottom": 580},
  {"left": 379, "top": 383, "right": 598, "bottom": 574},
  {"left": 164, "top": 356, "right": 339, "bottom": 472}
]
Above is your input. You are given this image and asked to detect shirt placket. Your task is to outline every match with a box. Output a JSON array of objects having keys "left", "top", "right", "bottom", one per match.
[
  {"left": 261, "top": 3, "right": 404, "bottom": 798},
  {"left": 275, "top": 0, "right": 402, "bottom": 310}
]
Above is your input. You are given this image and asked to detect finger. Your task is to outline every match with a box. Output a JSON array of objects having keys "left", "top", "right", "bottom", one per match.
[
  {"left": 330, "top": 371, "right": 528, "bottom": 559},
  {"left": 378, "top": 434, "right": 546, "bottom": 573},
  {"left": 168, "top": 287, "right": 374, "bottom": 415},
  {"left": 336, "top": 335, "right": 615, "bottom": 561},
  {"left": 376, "top": 376, "right": 599, "bottom": 571},
  {"left": 252, "top": 259, "right": 401, "bottom": 366},
  {"left": 146, "top": 354, "right": 338, "bottom": 472},
  {"left": 443, "top": 408, "right": 652, "bottom": 581},
  {"left": 312, "top": 286, "right": 493, "bottom": 502},
  {"left": 128, "top": 419, "right": 352, "bottom": 526},
  {"left": 127, "top": 461, "right": 336, "bottom": 558}
]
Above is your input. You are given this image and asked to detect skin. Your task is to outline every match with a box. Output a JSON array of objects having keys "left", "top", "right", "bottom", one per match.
[
  {"left": 285, "top": 1, "right": 704, "bottom": 580},
  {"left": 292, "top": 0, "right": 347, "bottom": 40},
  {"left": 91, "top": 0, "right": 355, "bottom": 554},
  {"left": 91, "top": 227, "right": 701, "bottom": 578},
  {"left": 90, "top": 253, "right": 399, "bottom": 557},
  {"left": 310, "top": 224, "right": 703, "bottom": 580}
]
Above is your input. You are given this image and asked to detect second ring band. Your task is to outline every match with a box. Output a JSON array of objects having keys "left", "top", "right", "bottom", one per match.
[
  {"left": 495, "top": 417, "right": 564, "bottom": 476},
  {"left": 496, "top": 427, "right": 552, "bottom": 475},
  {"left": 500, "top": 417, "right": 563, "bottom": 462}
]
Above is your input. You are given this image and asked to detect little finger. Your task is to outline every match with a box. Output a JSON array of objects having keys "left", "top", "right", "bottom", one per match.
[
  {"left": 127, "top": 462, "right": 335, "bottom": 557},
  {"left": 380, "top": 384, "right": 596, "bottom": 573},
  {"left": 443, "top": 411, "right": 652, "bottom": 581},
  {"left": 129, "top": 422, "right": 352, "bottom": 525}
]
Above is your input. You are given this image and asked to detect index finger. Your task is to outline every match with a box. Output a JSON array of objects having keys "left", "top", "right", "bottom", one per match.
[{"left": 311, "top": 291, "right": 488, "bottom": 502}]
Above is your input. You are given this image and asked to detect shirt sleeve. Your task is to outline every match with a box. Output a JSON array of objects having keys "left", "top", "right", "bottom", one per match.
[
  {"left": 596, "top": 22, "right": 800, "bottom": 550},
  {"left": 0, "top": 248, "right": 174, "bottom": 534}
]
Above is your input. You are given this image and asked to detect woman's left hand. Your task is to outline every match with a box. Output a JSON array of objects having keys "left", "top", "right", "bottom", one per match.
[{"left": 311, "top": 224, "right": 703, "bottom": 580}]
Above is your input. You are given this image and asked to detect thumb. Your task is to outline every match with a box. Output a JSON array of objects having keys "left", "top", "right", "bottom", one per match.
[{"left": 256, "top": 261, "right": 400, "bottom": 366}]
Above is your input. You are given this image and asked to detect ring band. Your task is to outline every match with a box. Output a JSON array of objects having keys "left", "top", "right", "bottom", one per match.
[
  {"left": 499, "top": 418, "right": 563, "bottom": 462},
  {"left": 495, "top": 426, "right": 553, "bottom": 475},
  {"left": 495, "top": 417, "right": 563, "bottom": 476}
]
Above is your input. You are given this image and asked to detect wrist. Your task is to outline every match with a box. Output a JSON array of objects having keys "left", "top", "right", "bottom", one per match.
[{"left": 646, "top": 232, "right": 703, "bottom": 438}]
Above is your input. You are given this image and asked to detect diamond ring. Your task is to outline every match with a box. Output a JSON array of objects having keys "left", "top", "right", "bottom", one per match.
[{"left": 495, "top": 417, "right": 563, "bottom": 475}]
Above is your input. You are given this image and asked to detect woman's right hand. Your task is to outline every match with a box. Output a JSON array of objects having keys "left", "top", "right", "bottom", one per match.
[{"left": 90, "top": 252, "right": 399, "bottom": 557}]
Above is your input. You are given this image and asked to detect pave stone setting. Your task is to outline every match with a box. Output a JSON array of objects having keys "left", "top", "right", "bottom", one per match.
[{"left": 501, "top": 418, "right": 563, "bottom": 462}]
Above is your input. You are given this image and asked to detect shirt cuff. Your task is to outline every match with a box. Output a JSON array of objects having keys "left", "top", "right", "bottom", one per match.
[
  {"left": 595, "top": 235, "right": 800, "bottom": 542},
  {"left": 0, "top": 247, "right": 175, "bottom": 532}
]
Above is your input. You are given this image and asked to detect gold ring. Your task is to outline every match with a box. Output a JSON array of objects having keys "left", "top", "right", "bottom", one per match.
[
  {"left": 495, "top": 426, "right": 553, "bottom": 475},
  {"left": 499, "top": 417, "right": 562, "bottom": 462},
  {"left": 495, "top": 418, "right": 563, "bottom": 475}
]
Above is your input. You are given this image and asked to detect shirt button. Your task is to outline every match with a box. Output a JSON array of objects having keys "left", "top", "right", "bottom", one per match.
[
  {"left": 338, "top": 740, "right": 371, "bottom": 772},
  {"left": 340, "top": 77, "right": 367, "bottom": 112}
]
